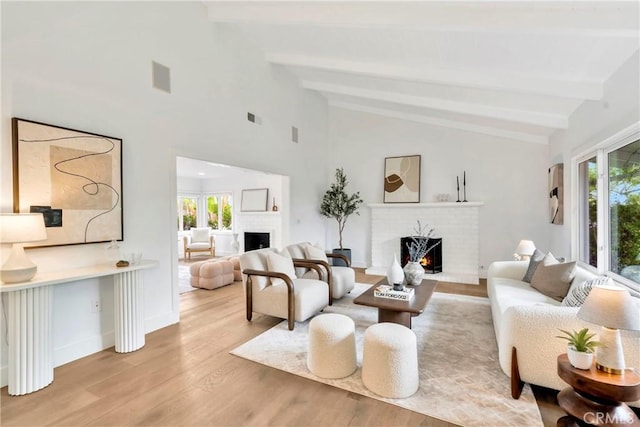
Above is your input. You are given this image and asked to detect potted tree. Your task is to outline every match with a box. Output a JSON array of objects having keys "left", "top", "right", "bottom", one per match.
[
  {"left": 320, "top": 168, "right": 363, "bottom": 266},
  {"left": 556, "top": 328, "right": 602, "bottom": 370}
]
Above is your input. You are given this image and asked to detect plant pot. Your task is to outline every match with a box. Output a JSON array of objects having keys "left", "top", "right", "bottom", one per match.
[
  {"left": 332, "top": 248, "right": 351, "bottom": 267},
  {"left": 567, "top": 346, "right": 593, "bottom": 370},
  {"left": 403, "top": 261, "right": 424, "bottom": 286}
]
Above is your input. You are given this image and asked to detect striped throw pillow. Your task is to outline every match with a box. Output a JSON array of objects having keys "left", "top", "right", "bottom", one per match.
[{"left": 561, "top": 276, "right": 611, "bottom": 307}]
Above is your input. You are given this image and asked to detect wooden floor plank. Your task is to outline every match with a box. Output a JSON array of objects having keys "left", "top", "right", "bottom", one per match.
[{"left": 2, "top": 269, "right": 555, "bottom": 427}]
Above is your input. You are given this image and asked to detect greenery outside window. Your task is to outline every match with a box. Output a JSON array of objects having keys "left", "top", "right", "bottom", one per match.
[
  {"left": 575, "top": 125, "right": 640, "bottom": 288},
  {"left": 206, "top": 193, "right": 233, "bottom": 230},
  {"left": 178, "top": 196, "right": 198, "bottom": 231}
]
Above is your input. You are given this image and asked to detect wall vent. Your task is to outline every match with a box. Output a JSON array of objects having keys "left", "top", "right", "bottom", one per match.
[
  {"left": 152, "top": 61, "right": 171, "bottom": 93},
  {"left": 247, "top": 112, "right": 255, "bottom": 123},
  {"left": 292, "top": 126, "right": 299, "bottom": 143}
]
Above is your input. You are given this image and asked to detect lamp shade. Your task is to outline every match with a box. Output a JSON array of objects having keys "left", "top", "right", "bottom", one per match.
[
  {"left": 578, "top": 284, "right": 640, "bottom": 331},
  {"left": 0, "top": 213, "right": 47, "bottom": 244},
  {"left": 515, "top": 240, "right": 536, "bottom": 257}
]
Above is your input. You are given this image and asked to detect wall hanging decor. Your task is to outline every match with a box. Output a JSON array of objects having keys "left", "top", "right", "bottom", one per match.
[
  {"left": 12, "top": 118, "right": 123, "bottom": 247},
  {"left": 549, "top": 163, "right": 564, "bottom": 224},
  {"left": 240, "top": 188, "right": 268, "bottom": 212},
  {"left": 384, "top": 155, "right": 421, "bottom": 203}
]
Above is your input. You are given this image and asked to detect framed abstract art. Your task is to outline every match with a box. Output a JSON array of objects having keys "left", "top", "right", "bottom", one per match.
[
  {"left": 12, "top": 118, "right": 123, "bottom": 247},
  {"left": 384, "top": 155, "right": 421, "bottom": 203},
  {"left": 548, "top": 163, "right": 563, "bottom": 224}
]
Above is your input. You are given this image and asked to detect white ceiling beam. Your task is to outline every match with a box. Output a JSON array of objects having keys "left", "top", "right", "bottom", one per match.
[
  {"left": 302, "top": 81, "right": 568, "bottom": 129},
  {"left": 329, "top": 101, "right": 548, "bottom": 145},
  {"left": 267, "top": 53, "right": 603, "bottom": 100},
  {"left": 204, "top": 2, "right": 639, "bottom": 38}
]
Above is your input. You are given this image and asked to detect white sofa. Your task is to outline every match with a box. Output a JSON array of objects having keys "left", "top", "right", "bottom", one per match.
[{"left": 487, "top": 260, "right": 640, "bottom": 405}]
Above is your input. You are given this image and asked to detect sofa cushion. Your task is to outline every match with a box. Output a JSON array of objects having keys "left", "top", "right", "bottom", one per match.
[
  {"left": 522, "top": 249, "right": 545, "bottom": 283},
  {"left": 490, "top": 277, "right": 560, "bottom": 338},
  {"left": 530, "top": 255, "right": 576, "bottom": 301},
  {"left": 266, "top": 250, "right": 297, "bottom": 286},
  {"left": 561, "top": 276, "right": 611, "bottom": 307}
]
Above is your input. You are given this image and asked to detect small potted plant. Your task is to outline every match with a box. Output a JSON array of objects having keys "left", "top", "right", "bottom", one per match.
[{"left": 556, "top": 328, "right": 602, "bottom": 370}]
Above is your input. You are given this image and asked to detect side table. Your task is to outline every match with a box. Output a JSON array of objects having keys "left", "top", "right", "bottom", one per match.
[{"left": 557, "top": 354, "right": 640, "bottom": 426}]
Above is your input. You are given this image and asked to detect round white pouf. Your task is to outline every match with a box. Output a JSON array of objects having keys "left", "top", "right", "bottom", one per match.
[
  {"left": 307, "top": 313, "right": 357, "bottom": 379},
  {"left": 362, "top": 322, "right": 419, "bottom": 398}
]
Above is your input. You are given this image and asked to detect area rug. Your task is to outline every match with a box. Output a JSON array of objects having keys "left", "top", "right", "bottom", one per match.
[{"left": 231, "top": 283, "right": 543, "bottom": 427}]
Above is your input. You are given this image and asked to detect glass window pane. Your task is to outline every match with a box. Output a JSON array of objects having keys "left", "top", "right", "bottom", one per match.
[
  {"left": 578, "top": 157, "right": 598, "bottom": 267},
  {"left": 608, "top": 139, "right": 640, "bottom": 284},
  {"left": 180, "top": 197, "right": 197, "bottom": 230},
  {"left": 207, "top": 196, "right": 219, "bottom": 229},
  {"left": 221, "top": 195, "right": 233, "bottom": 230}
]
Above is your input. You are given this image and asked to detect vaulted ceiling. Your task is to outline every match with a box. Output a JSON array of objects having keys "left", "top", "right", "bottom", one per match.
[{"left": 203, "top": 1, "right": 639, "bottom": 144}]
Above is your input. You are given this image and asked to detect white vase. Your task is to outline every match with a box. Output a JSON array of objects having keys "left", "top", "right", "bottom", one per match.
[
  {"left": 231, "top": 233, "right": 240, "bottom": 253},
  {"left": 387, "top": 254, "right": 404, "bottom": 285},
  {"left": 567, "top": 346, "right": 593, "bottom": 370},
  {"left": 403, "top": 261, "right": 424, "bottom": 286}
]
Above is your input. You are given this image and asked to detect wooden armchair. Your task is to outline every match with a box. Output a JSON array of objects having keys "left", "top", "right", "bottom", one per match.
[
  {"left": 183, "top": 227, "right": 215, "bottom": 260},
  {"left": 239, "top": 248, "right": 331, "bottom": 330},
  {"left": 285, "top": 242, "right": 355, "bottom": 300}
]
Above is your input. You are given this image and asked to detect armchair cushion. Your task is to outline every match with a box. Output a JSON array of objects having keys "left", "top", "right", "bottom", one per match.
[
  {"left": 266, "top": 251, "right": 297, "bottom": 286},
  {"left": 191, "top": 227, "right": 211, "bottom": 243},
  {"left": 304, "top": 243, "right": 329, "bottom": 263}
]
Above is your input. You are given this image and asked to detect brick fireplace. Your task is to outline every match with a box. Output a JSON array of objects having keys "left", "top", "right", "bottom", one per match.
[{"left": 366, "top": 202, "right": 483, "bottom": 284}]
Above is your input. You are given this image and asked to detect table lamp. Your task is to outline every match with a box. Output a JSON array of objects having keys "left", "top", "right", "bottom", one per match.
[
  {"left": 0, "top": 213, "right": 47, "bottom": 283},
  {"left": 515, "top": 240, "right": 536, "bottom": 261},
  {"left": 577, "top": 284, "right": 640, "bottom": 374}
]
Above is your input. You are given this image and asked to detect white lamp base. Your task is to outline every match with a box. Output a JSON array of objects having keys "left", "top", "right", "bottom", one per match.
[
  {"left": 596, "top": 326, "right": 625, "bottom": 374},
  {"left": 1, "top": 243, "right": 38, "bottom": 283}
]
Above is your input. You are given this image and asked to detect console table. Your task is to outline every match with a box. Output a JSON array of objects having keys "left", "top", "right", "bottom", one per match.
[{"left": 0, "top": 260, "right": 157, "bottom": 396}]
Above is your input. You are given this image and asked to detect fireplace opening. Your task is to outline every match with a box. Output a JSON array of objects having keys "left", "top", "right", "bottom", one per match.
[
  {"left": 244, "top": 232, "right": 270, "bottom": 252},
  {"left": 400, "top": 237, "right": 443, "bottom": 274}
]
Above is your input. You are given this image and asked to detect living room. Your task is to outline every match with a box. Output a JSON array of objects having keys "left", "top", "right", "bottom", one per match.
[{"left": 1, "top": 1, "right": 639, "bottom": 426}]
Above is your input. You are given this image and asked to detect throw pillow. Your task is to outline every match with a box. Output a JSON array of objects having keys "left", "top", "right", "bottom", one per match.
[
  {"left": 561, "top": 276, "right": 612, "bottom": 307},
  {"left": 266, "top": 250, "right": 297, "bottom": 287},
  {"left": 530, "top": 259, "right": 577, "bottom": 301},
  {"left": 191, "top": 228, "right": 210, "bottom": 243},
  {"left": 304, "top": 244, "right": 329, "bottom": 263},
  {"left": 522, "top": 249, "right": 545, "bottom": 283}
]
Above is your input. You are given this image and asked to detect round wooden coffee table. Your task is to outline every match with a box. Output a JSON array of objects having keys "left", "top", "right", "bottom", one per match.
[{"left": 556, "top": 354, "right": 640, "bottom": 426}]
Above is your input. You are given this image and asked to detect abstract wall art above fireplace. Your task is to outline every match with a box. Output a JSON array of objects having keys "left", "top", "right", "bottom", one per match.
[
  {"left": 384, "top": 155, "right": 420, "bottom": 203},
  {"left": 12, "top": 118, "right": 123, "bottom": 247}
]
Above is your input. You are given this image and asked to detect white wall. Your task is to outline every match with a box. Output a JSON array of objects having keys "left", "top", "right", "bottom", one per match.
[
  {"left": 0, "top": 1, "right": 328, "bottom": 383},
  {"left": 548, "top": 52, "right": 640, "bottom": 258},
  {"left": 327, "top": 108, "right": 550, "bottom": 272}
]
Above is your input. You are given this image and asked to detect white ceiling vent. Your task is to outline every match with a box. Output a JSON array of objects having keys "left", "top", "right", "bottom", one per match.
[{"left": 152, "top": 61, "right": 171, "bottom": 93}]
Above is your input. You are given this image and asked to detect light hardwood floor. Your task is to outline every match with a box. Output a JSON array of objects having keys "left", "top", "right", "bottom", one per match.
[{"left": 1, "top": 270, "right": 567, "bottom": 426}]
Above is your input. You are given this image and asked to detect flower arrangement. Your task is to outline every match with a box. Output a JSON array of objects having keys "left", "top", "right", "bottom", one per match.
[{"left": 406, "top": 220, "right": 441, "bottom": 262}]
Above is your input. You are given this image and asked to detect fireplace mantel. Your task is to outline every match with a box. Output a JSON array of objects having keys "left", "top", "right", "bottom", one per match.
[
  {"left": 367, "top": 202, "right": 484, "bottom": 285},
  {"left": 368, "top": 202, "right": 484, "bottom": 208}
]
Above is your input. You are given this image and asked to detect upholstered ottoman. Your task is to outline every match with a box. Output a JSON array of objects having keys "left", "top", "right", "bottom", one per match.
[
  {"left": 362, "top": 322, "right": 419, "bottom": 398},
  {"left": 307, "top": 313, "right": 357, "bottom": 379},
  {"left": 190, "top": 259, "right": 234, "bottom": 290}
]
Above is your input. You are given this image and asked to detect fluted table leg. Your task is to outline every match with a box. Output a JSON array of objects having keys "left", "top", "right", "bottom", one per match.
[
  {"left": 7, "top": 287, "right": 54, "bottom": 395},
  {"left": 114, "top": 270, "right": 145, "bottom": 353}
]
